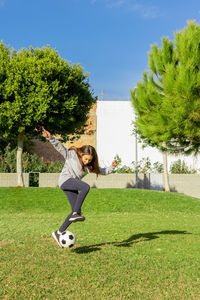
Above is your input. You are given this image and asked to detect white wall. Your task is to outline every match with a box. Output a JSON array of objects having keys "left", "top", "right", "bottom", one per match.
[
  {"left": 96, "top": 100, "right": 200, "bottom": 172},
  {"left": 97, "top": 100, "right": 134, "bottom": 166}
]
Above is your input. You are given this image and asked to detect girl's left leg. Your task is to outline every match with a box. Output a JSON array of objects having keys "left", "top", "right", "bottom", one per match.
[{"left": 60, "top": 178, "right": 90, "bottom": 222}]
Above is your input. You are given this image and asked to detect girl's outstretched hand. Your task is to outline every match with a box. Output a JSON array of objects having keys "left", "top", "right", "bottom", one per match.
[
  {"left": 42, "top": 129, "right": 51, "bottom": 139},
  {"left": 112, "top": 160, "right": 118, "bottom": 168}
]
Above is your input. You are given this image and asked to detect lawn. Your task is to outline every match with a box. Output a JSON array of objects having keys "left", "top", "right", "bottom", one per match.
[{"left": 0, "top": 187, "right": 200, "bottom": 300}]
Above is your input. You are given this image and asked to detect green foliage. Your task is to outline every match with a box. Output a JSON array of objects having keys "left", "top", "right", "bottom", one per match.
[
  {"left": 170, "top": 159, "right": 197, "bottom": 174},
  {"left": 113, "top": 154, "right": 134, "bottom": 173},
  {"left": 0, "top": 144, "right": 16, "bottom": 172},
  {"left": 131, "top": 22, "right": 200, "bottom": 154},
  {"left": 113, "top": 155, "right": 198, "bottom": 174},
  {"left": 134, "top": 157, "right": 152, "bottom": 173},
  {"left": 114, "top": 154, "right": 122, "bottom": 165},
  {"left": 0, "top": 42, "right": 96, "bottom": 140},
  {"left": 114, "top": 164, "right": 134, "bottom": 173},
  {"left": 113, "top": 155, "right": 164, "bottom": 173},
  {"left": 152, "top": 161, "right": 164, "bottom": 173}
]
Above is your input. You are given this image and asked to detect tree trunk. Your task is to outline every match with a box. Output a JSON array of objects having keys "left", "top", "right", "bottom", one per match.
[
  {"left": 162, "top": 150, "right": 170, "bottom": 192},
  {"left": 17, "top": 132, "right": 25, "bottom": 187}
]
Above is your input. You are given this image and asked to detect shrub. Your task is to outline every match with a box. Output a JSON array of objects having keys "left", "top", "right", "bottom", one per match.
[
  {"left": 113, "top": 155, "right": 164, "bottom": 174},
  {"left": 0, "top": 144, "right": 63, "bottom": 173},
  {"left": 170, "top": 159, "right": 197, "bottom": 174}
]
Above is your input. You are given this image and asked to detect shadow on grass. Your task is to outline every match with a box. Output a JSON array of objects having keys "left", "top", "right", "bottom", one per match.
[{"left": 73, "top": 230, "right": 191, "bottom": 254}]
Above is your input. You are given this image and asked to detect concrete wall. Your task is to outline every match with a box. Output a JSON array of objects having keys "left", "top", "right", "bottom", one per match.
[
  {"left": 82, "top": 173, "right": 150, "bottom": 189},
  {"left": 0, "top": 173, "right": 29, "bottom": 187},
  {"left": 0, "top": 173, "right": 199, "bottom": 199},
  {"left": 39, "top": 173, "right": 60, "bottom": 187},
  {"left": 38, "top": 173, "right": 149, "bottom": 189},
  {"left": 168, "top": 174, "right": 200, "bottom": 199},
  {"left": 38, "top": 173, "right": 199, "bottom": 198}
]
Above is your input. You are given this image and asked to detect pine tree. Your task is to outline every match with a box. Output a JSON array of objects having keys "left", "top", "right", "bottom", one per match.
[
  {"left": 131, "top": 22, "right": 200, "bottom": 191},
  {"left": 163, "top": 22, "right": 200, "bottom": 153},
  {"left": 131, "top": 37, "right": 175, "bottom": 191}
]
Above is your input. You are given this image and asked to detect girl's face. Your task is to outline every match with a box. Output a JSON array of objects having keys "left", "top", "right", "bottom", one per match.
[{"left": 82, "top": 154, "right": 93, "bottom": 165}]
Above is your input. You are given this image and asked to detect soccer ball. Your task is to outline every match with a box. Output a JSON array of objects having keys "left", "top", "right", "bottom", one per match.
[{"left": 59, "top": 231, "right": 76, "bottom": 248}]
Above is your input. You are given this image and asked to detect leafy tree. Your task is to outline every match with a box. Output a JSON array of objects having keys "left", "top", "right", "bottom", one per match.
[
  {"left": 131, "top": 22, "right": 200, "bottom": 191},
  {"left": 0, "top": 42, "right": 96, "bottom": 186}
]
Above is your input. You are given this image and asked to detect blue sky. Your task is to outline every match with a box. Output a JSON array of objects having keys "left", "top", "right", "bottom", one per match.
[{"left": 1, "top": 0, "right": 200, "bottom": 100}]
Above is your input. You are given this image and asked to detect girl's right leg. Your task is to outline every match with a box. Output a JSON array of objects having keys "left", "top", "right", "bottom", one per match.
[
  {"left": 58, "top": 190, "right": 79, "bottom": 232},
  {"left": 52, "top": 190, "right": 78, "bottom": 248},
  {"left": 52, "top": 178, "right": 90, "bottom": 247}
]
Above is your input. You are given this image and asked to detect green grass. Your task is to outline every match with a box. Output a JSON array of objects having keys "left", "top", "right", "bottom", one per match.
[{"left": 0, "top": 187, "right": 200, "bottom": 300}]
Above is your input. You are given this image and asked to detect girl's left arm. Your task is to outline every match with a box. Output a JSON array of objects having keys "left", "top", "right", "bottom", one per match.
[{"left": 99, "top": 160, "right": 117, "bottom": 175}]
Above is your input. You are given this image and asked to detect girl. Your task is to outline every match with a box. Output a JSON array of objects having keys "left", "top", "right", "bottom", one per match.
[{"left": 42, "top": 129, "right": 117, "bottom": 248}]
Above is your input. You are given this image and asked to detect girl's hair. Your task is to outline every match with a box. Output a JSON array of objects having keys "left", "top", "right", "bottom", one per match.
[{"left": 69, "top": 145, "right": 101, "bottom": 176}]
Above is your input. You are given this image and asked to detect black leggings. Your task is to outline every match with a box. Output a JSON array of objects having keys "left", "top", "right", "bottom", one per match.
[{"left": 59, "top": 178, "right": 90, "bottom": 232}]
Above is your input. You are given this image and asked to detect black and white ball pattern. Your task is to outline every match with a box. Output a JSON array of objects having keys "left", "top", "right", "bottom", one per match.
[{"left": 59, "top": 231, "right": 76, "bottom": 248}]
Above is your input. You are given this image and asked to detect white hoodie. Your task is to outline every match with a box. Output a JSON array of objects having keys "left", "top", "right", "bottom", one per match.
[{"left": 49, "top": 137, "right": 114, "bottom": 187}]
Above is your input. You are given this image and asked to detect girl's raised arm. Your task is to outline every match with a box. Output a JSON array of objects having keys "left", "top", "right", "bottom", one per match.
[
  {"left": 42, "top": 129, "right": 51, "bottom": 139},
  {"left": 42, "top": 129, "right": 68, "bottom": 159}
]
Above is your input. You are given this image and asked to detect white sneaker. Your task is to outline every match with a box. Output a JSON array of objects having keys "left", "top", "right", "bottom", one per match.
[
  {"left": 69, "top": 212, "right": 85, "bottom": 222},
  {"left": 52, "top": 231, "right": 63, "bottom": 248}
]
